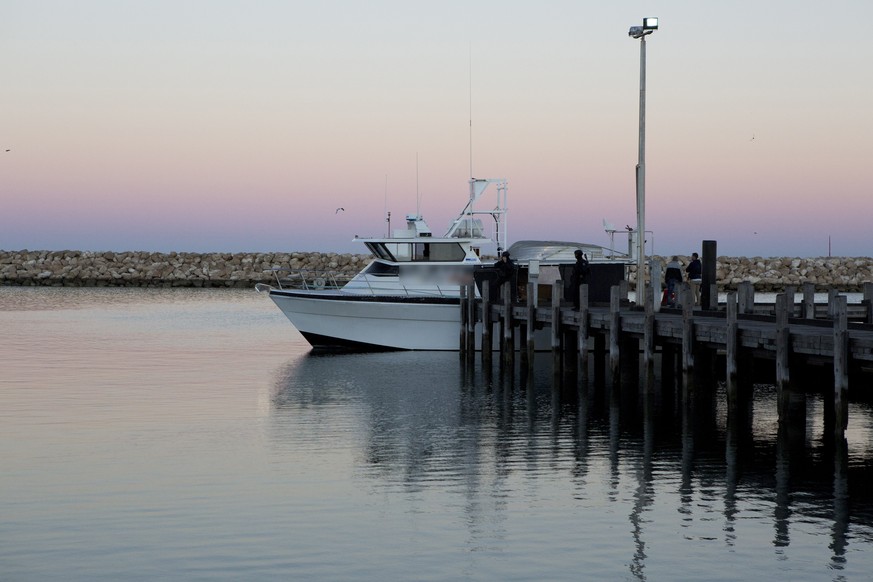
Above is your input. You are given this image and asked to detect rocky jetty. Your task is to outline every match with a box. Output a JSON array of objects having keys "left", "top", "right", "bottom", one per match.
[
  {"left": 0, "top": 250, "right": 366, "bottom": 288},
  {"left": 1, "top": 250, "right": 872, "bottom": 291}
]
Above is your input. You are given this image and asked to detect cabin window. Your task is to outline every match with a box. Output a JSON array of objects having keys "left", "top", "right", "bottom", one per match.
[
  {"left": 365, "top": 241, "right": 467, "bottom": 262},
  {"left": 363, "top": 262, "right": 399, "bottom": 277}
]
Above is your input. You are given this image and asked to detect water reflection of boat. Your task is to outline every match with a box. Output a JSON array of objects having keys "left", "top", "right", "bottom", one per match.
[{"left": 258, "top": 178, "right": 631, "bottom": 351}]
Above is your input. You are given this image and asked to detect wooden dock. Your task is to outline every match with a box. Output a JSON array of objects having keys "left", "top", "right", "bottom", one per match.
[{"left": 462, "top": 280, "right": 873, "bottom": 437}]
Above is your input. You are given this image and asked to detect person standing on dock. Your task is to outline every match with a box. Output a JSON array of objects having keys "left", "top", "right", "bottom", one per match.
[
  {"left": 664, "top": 256, "right": 682, "bottom": 307},
  {"left": 494, "top": 251, "right": 517, "bottom": 301},
  {"left": 570, "top": 250, "right": 591, "bottom": 308},
  {"left": 686, "top": 252, "right": 702, "bottom": 306}
]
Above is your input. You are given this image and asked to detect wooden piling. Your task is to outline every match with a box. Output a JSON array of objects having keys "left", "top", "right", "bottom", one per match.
[
  {"left": 833, "top": 295, "right": 849, "bottom": 434},
  {"left": 707, "top": 283, "right": 718, "bottom": 311},
  {"left": 784, "top": 285, "right": 796, "bottom": 318},
  {"left": 738, "top": 281, "right": 754, "bottom": 314},
  {"left": 726, "top": 291, "right": 738, "bottom": 405},
  {"left": 609, "top": 285, "right": 621, "bottom": 380},
  {"left": 802, "top": 282, "right": 815, "bottom": 319},
  {"left": 502, "top": 282, "right": 514, "bottom": 368},
  {"left": 828, "top": 288, "right": 839, "bottom": 319},
  {"left": 459, "top": 284, "right": 467, "bottom": 353},
  {"left": 466, "top": 282, "right": 476, "bottom": 359},
  {"left": 481, "top": 279, "right": 492, "bottom": 363},
  {"left": 643, "top": 285, "right": 655, "bottom": 373},
  {"left": 552, "top": 281, "right": 562, "bottom": 374},
  {"left": 578, "top": 284, "right": 589, "bottom": 380},
  {"left": 863, "top": 282, "right": 873, "bottom": 325},
  {"left": 526, "top": 282, "right": 536, "bottom": 367},
  {"left": 775, "top": 293, "right": 790, "bottom": 397},
  {"left": 681, "top": 287, "right": 694, "bottom": 373}
]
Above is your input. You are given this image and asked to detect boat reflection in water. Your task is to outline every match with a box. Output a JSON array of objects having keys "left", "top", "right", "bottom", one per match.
[{"left": 268, "top": 350, "right": 873, "bottom": 580}]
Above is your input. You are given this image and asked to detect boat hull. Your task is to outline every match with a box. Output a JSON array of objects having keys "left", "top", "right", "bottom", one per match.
[{"left": 269, "top": 289, "right": 467, "bottom": 351}]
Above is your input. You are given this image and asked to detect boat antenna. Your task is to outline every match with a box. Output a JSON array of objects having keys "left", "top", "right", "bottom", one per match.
[
  {"left": 384, "top": 174, "right": 391, "bottom": 237},
  {"left": 416, "top": 152, "right": 421, "bottom": 218},
  {"left": 469, "top": 42, "right": 473, "bottom": 180}
]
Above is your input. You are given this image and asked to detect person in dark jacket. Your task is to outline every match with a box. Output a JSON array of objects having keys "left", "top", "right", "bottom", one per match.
[
  {"left": 570, "top": 250, "right": 591, "bottom": 308},
  {"left": 685, "top": 252, "right": 702, "bottom": 306},
  {"left": 493, "top": 251, "right": 517, "bottom": 301},
  {"left": 663, "top": 256, "right": 682, "bottom": 307}
]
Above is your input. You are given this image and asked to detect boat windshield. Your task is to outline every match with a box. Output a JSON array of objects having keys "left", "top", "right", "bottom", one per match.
[{"left": 365, "top": 241, "right": 468, "bottom": 263}]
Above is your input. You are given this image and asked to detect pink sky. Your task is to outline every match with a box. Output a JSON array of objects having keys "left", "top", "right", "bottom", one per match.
[{"left": 2, "top": 1, "right": 871, "bottom": 258}]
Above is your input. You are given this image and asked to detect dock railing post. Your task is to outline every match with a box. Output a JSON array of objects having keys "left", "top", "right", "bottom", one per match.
[
  {"left": 833, "top": 295, "right": 849, "bottom": 435},
  {"left": 802, "top": 282, "right": 815, "bottom": 319}
]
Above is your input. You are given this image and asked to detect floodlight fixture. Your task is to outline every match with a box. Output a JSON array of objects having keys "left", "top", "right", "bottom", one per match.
[{"left": 629, "top": 17, "right": 658, "bottom": 38}]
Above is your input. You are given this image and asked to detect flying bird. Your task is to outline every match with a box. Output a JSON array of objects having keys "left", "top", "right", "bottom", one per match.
[{"left": 335, "top": 207, "right": 345, "bottom": 214}]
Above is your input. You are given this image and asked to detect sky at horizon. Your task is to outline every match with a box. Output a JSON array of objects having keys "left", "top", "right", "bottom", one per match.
[{"left": 2, "top": 0, "right": 871, "bottom": 258}]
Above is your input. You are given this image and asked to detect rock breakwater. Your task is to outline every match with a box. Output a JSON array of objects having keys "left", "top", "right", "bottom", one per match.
[
  {"left": 2, "top": 250, "right": 872, "bottom": 291},
  {"left": 0, "top": 250, "right": 366, "bottom": 288}
]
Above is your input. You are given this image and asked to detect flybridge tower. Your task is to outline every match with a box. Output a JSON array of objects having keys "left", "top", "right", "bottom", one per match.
[{"left": 444, "top": 178, "right": 508, "bottom": 254}]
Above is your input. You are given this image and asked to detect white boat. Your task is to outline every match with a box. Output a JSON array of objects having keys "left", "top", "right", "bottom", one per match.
[{"left": 258, "top": 178, "right": 632, "bottom": 351}]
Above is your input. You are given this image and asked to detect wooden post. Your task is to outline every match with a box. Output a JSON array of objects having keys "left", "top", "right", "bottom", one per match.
[
  {"left": 681, "top": 286, "right": 694, "bottom": 373},
  {"left": 784, "top": 285, "right": 796, "bottom": 318},
  {"left": 802, "top": 282, "right": 815, "bottom": 319},
  {"left": 609, "top": 285, "right": 621, "bottom": 380},
  {"left": 707, "top": 283, "right": 718, "bottom": 311},
  {"left": 502, "top": 281, "right": 514, "bottom": 368},
  {"left": 552, "top": 281, "right": 563, "bottom": 373},
  {"left": 863, "top": 282, "right": 873, "bottom": 325},
  {"left": 726, "top": 292, "right": 738, "bottom": 406},
  {"left": 526, "top": 282, "right": 536, "bottom": 367},
  {"left": 578, "top": 284, "right": 589, "bottom": 381},
  {"left": 481, "top": 279, "right": 492, "bottom": 363},
  {"left": 701, "top": 240, "right": 717, "bottom": 309},
  {"left": 643, "top": 285, "right": 655, "bottom": 373},
  {"left": 828, "top": 288, "right": 839, "bottom": 319},
  {"left": 775, "top": 293, "right": 790, "bottom": 403},
  {"left": 619, "top": 280, "right": 629, "bottom": 302},
  {"left": 459, "top": 284, "right": 468, "bottom": 353},
  {"left": 466, "top": 282, "right": 476, "bottom": 359},
  {"left": 738, "top": 281, "right": 754, "bottom": 315},
  {"left": 650, "top": 259, "right": 662, "bottom": 313},
  {"left": 833, "top": 295, "right": 849, "bottom": 435}
]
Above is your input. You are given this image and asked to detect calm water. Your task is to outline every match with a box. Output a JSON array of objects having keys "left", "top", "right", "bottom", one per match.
[{"left": 2, "top": 287, "right": 873, "bottom": 581}]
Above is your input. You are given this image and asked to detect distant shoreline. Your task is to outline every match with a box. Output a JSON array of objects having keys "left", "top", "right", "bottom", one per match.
[{"left": 1, "top": 250, "right": 872, "bottom": 291}]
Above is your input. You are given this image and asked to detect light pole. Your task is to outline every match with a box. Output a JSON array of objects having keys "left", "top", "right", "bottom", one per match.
[{"left": 628, "top": 17, "right": 658, "bottom": 302}]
